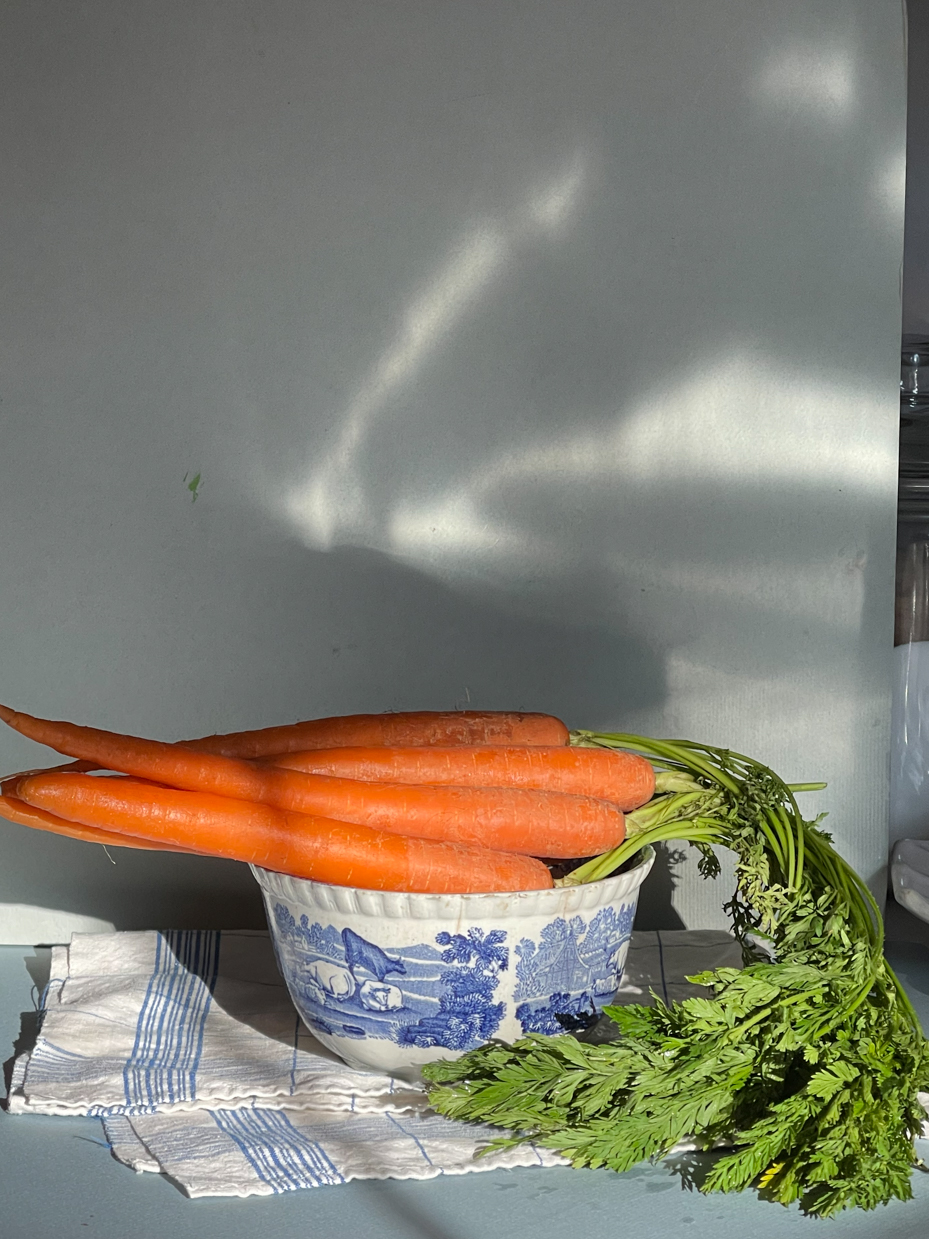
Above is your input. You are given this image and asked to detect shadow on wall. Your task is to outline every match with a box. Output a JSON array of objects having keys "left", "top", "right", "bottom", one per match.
[
  {"left": 0, "top": 540, "right": 677, "bottom": 932},
  {"left": 629, "top": 845, "right": 686, "bottom": 931}
]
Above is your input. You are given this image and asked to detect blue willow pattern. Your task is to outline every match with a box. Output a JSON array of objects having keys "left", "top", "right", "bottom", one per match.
[
  {"left": 272, "top": 906, "right": 507, "bottom": 1051},
  {"left": 271, "top": 900, "right": 635, "bottom": 1049},
  {"left": 397, "top": 928, "right": 508, "bottom": 1051},
  {"left": 514, "top": 903, "right": 636, "bottom": 1035}
]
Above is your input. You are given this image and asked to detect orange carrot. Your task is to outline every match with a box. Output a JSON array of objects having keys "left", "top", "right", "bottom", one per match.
[
  {"left": 12, "top": 773, "right": 554, "bottom": 893},
  {"left": 268, "top": 745, "right": 656, "bottom": 811},
  {"left": 0, "top": 706, "right": 624, "bottom": 857},
  {"left": 0, "top": 789, "right": 202, "bottom": 854},
  {"left": 184, "top": 709, "right": 570, "bottom": 758},
  {"left": 23, "top": 711, "right": 571, "bottom": 772}
]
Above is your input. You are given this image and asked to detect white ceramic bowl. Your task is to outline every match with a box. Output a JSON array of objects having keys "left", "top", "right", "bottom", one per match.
[{"left": 252, "top": 847, "right": 655, "bottom": 1082}]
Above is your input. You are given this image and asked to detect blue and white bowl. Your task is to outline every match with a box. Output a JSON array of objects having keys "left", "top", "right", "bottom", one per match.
[{"left": 252, "top": 847, "right": 654, "bottom": 1082}]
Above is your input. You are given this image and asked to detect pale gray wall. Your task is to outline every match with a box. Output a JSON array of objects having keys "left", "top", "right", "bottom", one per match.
[{"left": 0, "top": 1, "right": 907, "bottom": 942}]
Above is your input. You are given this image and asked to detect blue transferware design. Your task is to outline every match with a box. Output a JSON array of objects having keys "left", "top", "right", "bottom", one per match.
[
  {"left": 396, "top": 928, "right": 507, "bottom": 1051},
  {"left": 341, "top": 927, "right": 405, "bottom": 982},
  {"left": 514, "top": 903, "right": 636, "bottom": 1035},
  {"left": 272, "top": 905, "right": 507, "bottom": 1051}
]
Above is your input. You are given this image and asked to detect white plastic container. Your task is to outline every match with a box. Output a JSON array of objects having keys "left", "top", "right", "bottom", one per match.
[
  {"left": 890, "top": 641, "right": 929, "bottom": 847},
  {"left": 252, "top": 848, "right": 655, "bottom": 1081},
  {"left": 891, "top": 838, "right": 929, "bottom": 923}
]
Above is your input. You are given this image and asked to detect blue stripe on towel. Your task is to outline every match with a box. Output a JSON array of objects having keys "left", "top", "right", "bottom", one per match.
[
  {"left": 25, "top": 1040, "right": 93, "bottom": 1085},
  {"left": 211, "top": 1109, "right": 345, "bottom": 1190},
  {"left": 123, "top": 930, "right": 221, "bottom": 1107},
  {"left": 386, "top": 1112, "right": 438, "bottom": 1169}
]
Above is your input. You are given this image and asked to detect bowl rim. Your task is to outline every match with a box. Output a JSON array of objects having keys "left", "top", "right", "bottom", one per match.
[{"left": 250, "top": 845, "right": 655, "bottom": 919}]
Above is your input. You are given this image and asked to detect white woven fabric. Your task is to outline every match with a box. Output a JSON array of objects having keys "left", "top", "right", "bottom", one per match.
[{"left": 6, "top": 927, "right": 744, "bottom": 1198}]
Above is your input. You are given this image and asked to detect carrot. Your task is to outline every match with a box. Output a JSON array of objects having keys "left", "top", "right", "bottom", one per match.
[
  {"left": 0, "top": 706, "right": 625, "bottom": 857},
  {"left": 0, "top": 789, "right": 202, "bottom": 854},
  {"left": 19, "top": 711, "right": 570, "bottom": 772},
  {"left": 268, "top": 745, "right": 656, "bottom": 811},
  {"left": 11, "top": 772, "right": 554, "bottom": 894},
  {"left": 184, "top": 709, "right": 570, "bottom": 758}
]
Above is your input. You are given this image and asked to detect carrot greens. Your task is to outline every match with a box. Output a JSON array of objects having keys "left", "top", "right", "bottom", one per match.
[{"left": 423, "top": 732, "right": 929, "bottom": 1218}]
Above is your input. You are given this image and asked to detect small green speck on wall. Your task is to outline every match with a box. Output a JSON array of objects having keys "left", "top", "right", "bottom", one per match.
[{"left": 182, "top": 471, "right": 202, "bottom": 502}]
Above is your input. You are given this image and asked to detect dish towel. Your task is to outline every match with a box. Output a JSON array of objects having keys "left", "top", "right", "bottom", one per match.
[{"left": 6, "top": 928, "right": 745, "bottom": 1198}]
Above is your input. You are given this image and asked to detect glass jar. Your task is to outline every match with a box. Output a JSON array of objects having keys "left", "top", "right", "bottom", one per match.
[{"left": 900, "top": 336, "right": 929, "bottom": 415}]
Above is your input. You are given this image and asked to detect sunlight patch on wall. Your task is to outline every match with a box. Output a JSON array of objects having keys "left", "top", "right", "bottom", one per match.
[
  {"left": 0, "top": 903, "right": 116, "bottom": 945},
  {"left": 280, "top": 152, "right": 588, "bottom": 549},
  {"left": 753, "top": 43, "right": 857, "bottom": 120}
]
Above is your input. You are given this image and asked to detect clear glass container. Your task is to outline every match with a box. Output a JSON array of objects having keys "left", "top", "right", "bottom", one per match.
[{"left": 891, "top": 340, "right": 929, "bottom": 850}]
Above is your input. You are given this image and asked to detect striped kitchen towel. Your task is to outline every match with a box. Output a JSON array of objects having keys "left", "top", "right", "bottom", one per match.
[
  {"left": 8, "top": 930, "right": 428, "bottom": 1117},
  {"left": 6, "top": 928, "right": 744, "bottom": 1198}
]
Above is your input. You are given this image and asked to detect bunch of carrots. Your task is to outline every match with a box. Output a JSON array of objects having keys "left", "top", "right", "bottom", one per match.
[{"left": 0, "top": 705, "right": 657, "bottom": 894}]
